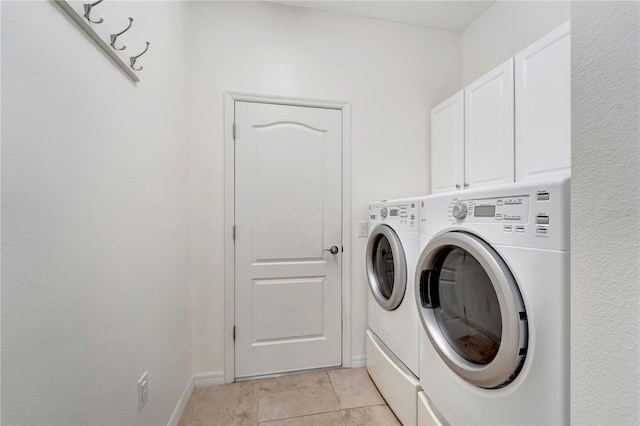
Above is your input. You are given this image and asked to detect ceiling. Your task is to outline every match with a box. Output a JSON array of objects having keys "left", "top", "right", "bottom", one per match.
[{"left": 271, "top": 1, "right": 495, "bottom": 32}]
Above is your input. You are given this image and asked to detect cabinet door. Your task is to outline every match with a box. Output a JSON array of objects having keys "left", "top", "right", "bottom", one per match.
[
  {"left": 464, "top": 58, "right": 515, "bottom": 188},
  {"left": 431, "top": 91, "right": 464, "bottom": 194},
  {"left": 515, "top": 22, "right": 571, "bottom": 181}
]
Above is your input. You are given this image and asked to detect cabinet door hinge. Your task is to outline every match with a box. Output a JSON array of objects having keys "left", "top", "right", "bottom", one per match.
[
  {"left": 233, "top": 326, "right": 236, "bottom": 342},
  {"left": 232, "top": 225, "right": 236, "bottom": 240},
  {"left": 233, "top": 123, "right": 236, "bottom": 139}
]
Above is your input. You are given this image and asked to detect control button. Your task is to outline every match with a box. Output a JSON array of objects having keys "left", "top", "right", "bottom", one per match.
[
  {"left": 504, "top": 225, "right": 513, "bottom": 232},
  {"left": 410, "top": 214, "right": 415, "bottom": 220},
  {"left": 515, "top": 226, "right": 525, "bottom": 233},
  {"left": 497, "top": 200, "right": 503, "bottom": 206},
  {"left": 536, "top": 215, "right": 550, "bottom": 225},
  {"left": 495, "top": 214, "right": 503, "bottom": 221},
  {"left": 536, "top": 227, "right": 549, "bottom": 236},
  {"left": 537, "top": 191, "right": 550, "bottom": 201},
  {"left": 452, "top": 202, "right": 468, "bottom": 220},
  {"left": 380, "top": 207, "right": 388, "bottom": 219}
]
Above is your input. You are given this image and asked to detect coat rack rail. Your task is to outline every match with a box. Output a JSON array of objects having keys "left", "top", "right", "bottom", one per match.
[{"left": 56, "top": 0, "right": 140, "bottom": 83}]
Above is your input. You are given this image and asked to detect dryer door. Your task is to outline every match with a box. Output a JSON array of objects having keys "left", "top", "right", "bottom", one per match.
[
  {"left": 415, "top": 231, "right": 528, "bottom": 388},
  {"left": 366, "top": 224, "right": 407, "bottom": 311}
]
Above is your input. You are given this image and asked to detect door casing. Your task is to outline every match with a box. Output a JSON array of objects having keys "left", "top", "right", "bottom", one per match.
[{"left": 223, "top": 92, "right": 352, "bottom": 383}]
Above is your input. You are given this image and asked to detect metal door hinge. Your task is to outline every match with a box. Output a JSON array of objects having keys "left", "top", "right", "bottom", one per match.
[
  {"left": 233, "top": 326, "right": 236, "bottom": 341},
  {"left": 232, "top": 225, "right": 236, "bottom": 240},
  {"left": 233, "top": 123, "right": 236, "bottom": 139}
]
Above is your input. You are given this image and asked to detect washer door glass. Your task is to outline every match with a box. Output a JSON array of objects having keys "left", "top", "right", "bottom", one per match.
[
  {"left": 373, "top": 235, "right": 395, "bottom": 299},
  {"left": 416, "top": 231, "right": 528, "bottom": 388},
  {"left": 366, "top": 224, "right": 407, "bottom": 311}
]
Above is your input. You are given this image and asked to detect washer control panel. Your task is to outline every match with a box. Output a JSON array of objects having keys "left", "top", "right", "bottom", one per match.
[{"left": 369, "top": 200, "right": 418, "bottom": 229}]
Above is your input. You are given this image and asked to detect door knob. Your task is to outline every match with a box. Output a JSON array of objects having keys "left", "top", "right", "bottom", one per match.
[{"left": 324, "top": 246, "right": 339, "bottom": 255}]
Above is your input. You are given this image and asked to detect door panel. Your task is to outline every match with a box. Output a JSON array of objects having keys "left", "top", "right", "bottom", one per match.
[
  {"left": 252, "top": 277, "right": 324, "bottom": 342},
  {"left": 431, "top": 91, "right": 464, "bottom": 193},
  {"left": 465, "top": 58, "right": 515, "bottom": 188},
  {"left": 235, "top": 101, "right": 342, "bottom": 378},
  {"left": 254, "top": 123, "right": 324, "bottom": 261},
  {"left": 515, "top": 22, "right": 571, "bottom": 181}
]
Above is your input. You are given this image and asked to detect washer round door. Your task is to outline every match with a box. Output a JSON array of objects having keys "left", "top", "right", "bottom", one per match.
[
  {"left": 415, "top": 231, "right": 528, "bottom": 389},
  {"left": 366, "top": 224, "right": 407, "bottom": 311}
]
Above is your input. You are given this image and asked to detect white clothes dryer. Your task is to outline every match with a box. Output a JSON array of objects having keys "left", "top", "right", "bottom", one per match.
[
  {"left": 415, "top": 178, "right": 570, "bottom": 425},
  {"left": 366, "top": 197, "right": 420, "bottom": 425}
]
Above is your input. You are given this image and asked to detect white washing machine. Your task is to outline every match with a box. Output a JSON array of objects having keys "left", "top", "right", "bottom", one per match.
[
  {"left": 415, "top": 178, "right": 570, "bottom": 425},
  {"left": 366, "top": 197, "right": 420, "bottom": 426}
]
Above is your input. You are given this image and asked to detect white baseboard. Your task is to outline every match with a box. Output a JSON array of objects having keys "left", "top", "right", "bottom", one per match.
[
  {"left": 351, "top": 354, "right": 367, "bottom": 368},
  {"left": 167, "top": 377, "right": 194, "bottom": 426},
  {"left": 193, "top": 371, "right": 225, "bottom": 387},
  {"left": 168, "top": 371, "right": 225, "bottom": 425}
]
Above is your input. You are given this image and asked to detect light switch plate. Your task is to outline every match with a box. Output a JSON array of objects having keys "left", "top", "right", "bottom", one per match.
[
  {"left": 358, "top": 221, "right": 368, "bottom": 237},
  {"left": 138, "top": 372, "right": 149, "bottom": 412}
]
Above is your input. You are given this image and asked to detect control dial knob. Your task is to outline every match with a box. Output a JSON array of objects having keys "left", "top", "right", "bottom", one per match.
[
  {"left": 380, "top": 207, "right": 388, "bottom": 219},
  {"left": 452, "top": 202, "right": 468, "bottom": 220}
]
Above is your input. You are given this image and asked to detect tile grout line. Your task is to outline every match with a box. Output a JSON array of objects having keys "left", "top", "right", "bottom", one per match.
[
  {"left": 326, "top": 370, "right": 348, "bottom": 426},
  {"left": 256, "top": 389, "right": 261, "bottom": 426},
  {"left": 260, "top": 410, "right": 346, "bottom": 425}
]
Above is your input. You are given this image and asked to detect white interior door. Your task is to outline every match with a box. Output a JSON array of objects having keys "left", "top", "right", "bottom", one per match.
[{"left": 234, "top": 101, "right": 343, "bottom": 378}]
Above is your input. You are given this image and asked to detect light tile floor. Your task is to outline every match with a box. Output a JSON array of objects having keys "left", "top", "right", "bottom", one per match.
[{"left": 179, "top": 368, "right": 401, "bottom": 426}]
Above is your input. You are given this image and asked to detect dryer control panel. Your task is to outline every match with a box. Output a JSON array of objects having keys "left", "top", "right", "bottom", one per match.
[
  {"left": 419, "top": 178, "right": 569, "bottom": 251},
  {"left": 448, "top": 196, "right": 530, "bottom": 224}
]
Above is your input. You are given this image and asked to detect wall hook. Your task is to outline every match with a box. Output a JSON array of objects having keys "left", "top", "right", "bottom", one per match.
[
  {"left": 130, "top": 42, "right": 150, "bottom": 71},
  {"left": 110, "top": 17, "right": 133, "bottom": 51},
  {"left": 83, "top": 0, "right": 104, "bottom": 24}
]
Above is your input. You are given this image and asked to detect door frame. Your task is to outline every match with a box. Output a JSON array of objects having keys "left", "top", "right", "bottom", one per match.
[{"left": 223, "top": 91, "right": 352, "bottom": 383}]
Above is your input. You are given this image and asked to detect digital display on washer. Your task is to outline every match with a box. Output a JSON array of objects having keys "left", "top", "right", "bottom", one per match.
[
  {"left": 474, "top": 205, "right": 496, "bottom": 217},
  {"left": 390, "top": 209, "right": 398, "bottom": 217}
]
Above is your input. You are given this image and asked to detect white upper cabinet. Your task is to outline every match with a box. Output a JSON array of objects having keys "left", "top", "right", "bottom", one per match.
[
  {"left": 430, "top": 22, "right": 571, "bottom": 194},
  {"left": 515, "top": 21, "right": 571, "bottom": 181},
  {"left": 431, "top": 91, "right": 464, "bottom": 194},
  {"left": 464, "top": 58, "right": 515, "bottom": 189}
]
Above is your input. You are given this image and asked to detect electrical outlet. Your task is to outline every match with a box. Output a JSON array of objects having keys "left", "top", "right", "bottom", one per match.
[{"left": 138, "top": 372, "right": 149, "bottom": 412}]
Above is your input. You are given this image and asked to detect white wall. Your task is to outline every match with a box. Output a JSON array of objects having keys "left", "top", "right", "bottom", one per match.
[
  {"left": 462, "top": 1, "right": 571, "bottom": 85},
  {"left": 1, "top": 1, "right": 191, "bottom": 424},
  {"left": 187, "top": 1, "right": 462, "bottom": 374},
  {"left": 570, "top": 1, "right": 640, "bottom": 424}
]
